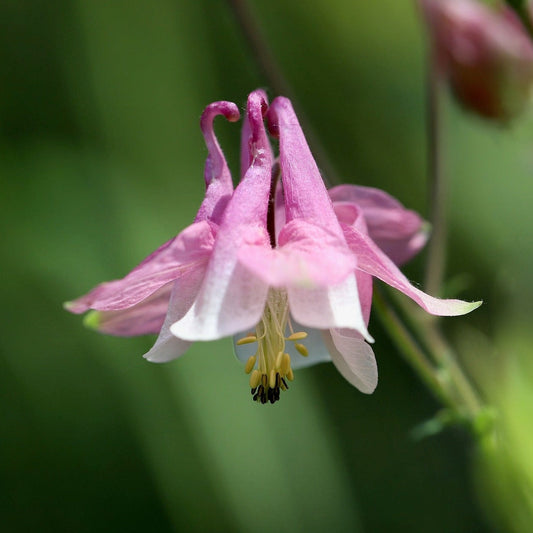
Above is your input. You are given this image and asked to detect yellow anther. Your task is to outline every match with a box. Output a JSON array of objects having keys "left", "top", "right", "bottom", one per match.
[
  {"left": 275, "top": 351, "right": 284, "bottom": 369},
  {"left": 281, "top": 352, "right": 291, "bottom": 376},
  {"left": 286, "top": 368, "right": 294, "bottom": 381},
  {"left": 250, "top": 369, "right": 262, "bottom": 388},
  {"left": 280, "top": 379, "right": 288, "bottom": 391},
  {"left": 287, "top": 332, "right": 308, "bottom": 341},
  {"left": 236, "top": 335, "right": 258, "bottom": 346},
  {"left": 269, "top": 370, "right": 277, "bottom": 389},
  {"left": 295, "top": 343, "right": 308, "bottom": 357},
  {"left": 244, "top": 355, "right": 256, "bottom": 374}
]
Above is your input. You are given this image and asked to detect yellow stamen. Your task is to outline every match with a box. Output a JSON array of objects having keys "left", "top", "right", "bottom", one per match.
[
  {"left": 236, "top": 335, "right": 258, "bottom": 345},
  {"left": 249, "top": 369, "right": 262, "bottom": 389},
  {"left": 275, "top": 351, "right": 284, "bottom": 369},
  {"left": 244, "top": 355, "right": 256, "bottom": 374},
  {"left": 295, "top": 343, "right": 308, "bottom": 357},
  {"left": 281, "top": 352, "right": 291, "bottom": 376},
  {"left": 286, "top": 332, "right": 308, "bottom": 341},
  {"left": 241, "top": 290, "right": 312, "bottom": 404},
  {"left": 269, "top": 370, "right": 277, "bottom": 389}
]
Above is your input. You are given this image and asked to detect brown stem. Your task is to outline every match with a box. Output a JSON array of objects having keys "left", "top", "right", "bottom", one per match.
[
  {"left": 226, "top": 0, "right": 291, "bottom": 97},
  {"left": 225, "top": 0, "right": 340, "bottom": 185},
  {"left": 424, "top": 49, "right": 447, "bottom": 298}
]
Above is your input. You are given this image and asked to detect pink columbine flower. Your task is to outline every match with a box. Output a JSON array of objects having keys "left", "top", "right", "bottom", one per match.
[
  {"left": 420, "top": 0, "right": 533, "bottom": 120},
  {"left": 66, "top": 90, "right": 481, "bottom": 404}
]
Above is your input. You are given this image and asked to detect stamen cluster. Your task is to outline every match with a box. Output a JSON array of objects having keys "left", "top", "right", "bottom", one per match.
[{"left": 236, "top": 290, "right": 308, "bottom": 404}]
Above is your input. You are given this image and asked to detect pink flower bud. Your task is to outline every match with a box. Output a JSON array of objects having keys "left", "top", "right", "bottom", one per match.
[{"left": 420, "top": 0, "right": 533, "bottom": 120}]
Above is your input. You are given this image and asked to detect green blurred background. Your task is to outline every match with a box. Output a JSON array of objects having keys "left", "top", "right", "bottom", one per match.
[{"left": 2, "top": 1, "right": 533, "bottom": 531}]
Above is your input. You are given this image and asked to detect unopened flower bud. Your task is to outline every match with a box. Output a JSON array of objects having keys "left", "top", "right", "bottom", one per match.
[{"left": 420, "top": 0, "right": 533, "bottom": 121}]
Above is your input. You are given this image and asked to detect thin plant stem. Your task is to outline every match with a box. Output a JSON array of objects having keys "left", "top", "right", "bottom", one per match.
[
  {"left": 424, "top": 49, "right": 447, "bottom": 297},
  {"left": 419, "top": 50, "right": 484, "bottom": 420},
  {"left": 388, "top": 288, "right": 484, "bottom": 418},
  {"left": 422, "top": 317, "right": 483, "bottom": 416},
  {"left": 225, "top": 0, "right": 291, "bottom": 98},
  {"left": 376, "top": 287, "right": 484, "bottom": 426},
  {"left": 373, "top": 288, "right": 452, "bottom": 409},
  {"left": 225, "top": 0, "right": 339, "bottom": 185}
]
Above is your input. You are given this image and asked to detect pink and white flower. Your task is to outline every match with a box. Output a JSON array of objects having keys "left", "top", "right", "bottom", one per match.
[{"left": 66, "top": 90, "right": 481, "bottom": 404}]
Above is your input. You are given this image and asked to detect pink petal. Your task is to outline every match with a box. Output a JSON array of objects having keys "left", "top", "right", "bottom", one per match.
[
  {"left": 238, "top": 219, "right": 356, "bottom": 288},
  {"left": 195, "top": 101, "right": 240, "bottom": 224},
  {"left": 328, "top": 203, "right": 374, "bottom": 324},
  {"left": 330, "top": 184, "right": 428, "bottom": 264},
  {"left": 144, "top": 266, "right": 207, "bottom": 363},
  {"left": 356, "top": 269, "right": 373, "bottom": 326},
  {"left": 288, "top": 273, "right": 374, "bottom": 342},
  {"left": 218, "top": 90, "right": 272, "bottom": 229},
  {"left": 332, "top": 203, "right": 364, "bottom": 228},
  {"left": 65, "top": 220, "right": 216, "bottom": 313},
  {"left": 323, "top": 329, "right": 378, "bottom": 394},
  {"left": 83, "top": 284, "right": 172, "bottom": 336},
  {"left": 343, "top": 224, "right": 482, "bottom": 316},
  {"left": 329, "top": 184, "right": 409, "bottom": 211},
  {"left": 239, "top": 102, "right": 252, "bottom": 180},
  {"left": 171, "top": 90, "right": 273, "bottom": 341},
  {"left": 371, "top": 229, "right": 429, "bottom": 266},
  {"left": 267, "top": 97, "right": 343, "bottom": 234},
  {"left": 240, "top": 94, "right": 274, "bottom": 180},
  {"left": 171, "top": 261, "right": 269, "bottom": 341}
]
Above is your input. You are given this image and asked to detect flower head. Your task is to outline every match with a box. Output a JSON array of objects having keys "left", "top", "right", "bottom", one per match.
[
  {"left": 66, "top": 90, "right": 481, "bottom": 404},
  {"left": 420, "top": 0, "right": 533, "bottom": 120}
]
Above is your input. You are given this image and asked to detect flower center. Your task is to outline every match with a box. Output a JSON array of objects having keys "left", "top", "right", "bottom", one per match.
[{"left": 236, "top": 289, "right": 308, "bottom": 404}]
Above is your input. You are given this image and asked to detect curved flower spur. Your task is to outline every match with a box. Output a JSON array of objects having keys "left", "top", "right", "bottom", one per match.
[{"left": 66, "top": 90, "right": 481, "bottom": 405}]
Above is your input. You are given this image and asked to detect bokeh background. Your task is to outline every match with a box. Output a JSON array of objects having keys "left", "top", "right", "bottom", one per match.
[{"left": 2, "top": 1, "right": 533, "bottom": 532}]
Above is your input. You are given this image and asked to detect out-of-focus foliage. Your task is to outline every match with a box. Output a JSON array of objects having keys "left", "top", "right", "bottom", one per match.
[
  {"left": 2, "top": 0, "right": 532, "bottom": 532},
  {"left": 470, "top": 322, "right": 533, "bottom": 533}
]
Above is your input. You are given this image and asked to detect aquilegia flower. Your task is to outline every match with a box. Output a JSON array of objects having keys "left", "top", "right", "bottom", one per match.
[{"left": 66, "top": 89, "right": 481, "bottom": 404}]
